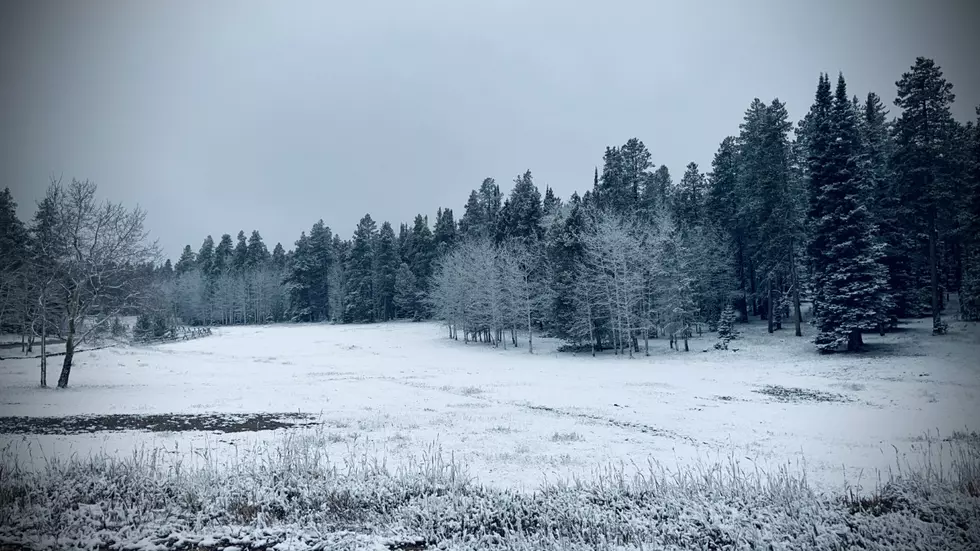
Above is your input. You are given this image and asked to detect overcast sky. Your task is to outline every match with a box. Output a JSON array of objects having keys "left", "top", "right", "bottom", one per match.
[{"left": 2, "top": 0, "right": 978, "bottom": 260}]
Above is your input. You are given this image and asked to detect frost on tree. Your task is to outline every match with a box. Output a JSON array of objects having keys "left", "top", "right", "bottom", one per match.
[{"left": 807, "top": 74, "right": 890, "bottom": 352}]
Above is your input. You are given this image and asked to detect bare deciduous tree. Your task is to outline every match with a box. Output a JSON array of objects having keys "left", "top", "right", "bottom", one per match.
[{"left": 50, "top": 179, "right": 159, "bottom": 388}]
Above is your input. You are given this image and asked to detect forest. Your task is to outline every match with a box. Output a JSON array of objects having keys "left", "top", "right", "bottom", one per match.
[{"left": 1, "top": 57, "right": 979, "bottom": 387}]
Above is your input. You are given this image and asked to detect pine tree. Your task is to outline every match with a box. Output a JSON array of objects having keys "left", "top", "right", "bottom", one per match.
[
  {"left": 893, "top": 57, "right": 958, "bottom": 333},
  {"left": 717, "top": 305, "right": 738, "bottom": 340},
  {"left": 458, "top": 190, "right": 485, "bottom": 240},
  {"left": 245, "top": 230, "right": 270, "bottom": 269},
  {"left": 213, "top": 234, "right": 234, "bottom": 276},
  {"left": 706, "top": 137, "right": 749, "bottom": 320},
  {"left": 499, "top": 170, "right": 544, "bottom": 242},
  {"left": 644, "top": 165, "right": 672, "bottom": 214},
  {"left": 960, "top": 108, "right": 980, "bottom": 321},
  {"left": 0, "top": 187, "right": 29, "bottom": 335},
  {"left": 715, "top": 304, "right": 739, "bottom": 349},
  {"left": 408, "top": 214, "right": 435, "bottom": 303},
  {"left": 433, "top": 207, "right": 457, "bottom": 257},
  {"left": 804, "top": 74, "right": 835, "bottom": 319},
  {"left": 397, "top": 222, "right": 412, "bottom": 265},
  {"left": 620, "top": 138, "right": 652, "bottom": 214},
  {"left": 597, "top": 146, "right": 625, "bottom": 213},
  {"left": 542, "top": 186, "right": 561, "bottom": 217},
  {"left": 810, "top": 74, "right": 889, "bottom": 352},
  {"left": 738, "top": 97, "right": 804, "bottom": 332},
  {"left": 598, "top": 141, "right": 652, "bottom": 216},
  {"left": 271, "top": 242, "right": 286, "bottom": 270},
  {"left": 374, "top": 221, "right": 399, "bottom": 321},
  {"left": 329, "top": 233, "right": 348, "bottom": 322},
  {"left": 860, "top": 92, "right": 906, "bottom": 324},
  {"left": 286, "top": 220, "right": 334, "bottom": 322},
  {"left": 197, "top": 236, "right": 215, "bottom": 277},
  {"left": 393, "top": 262, "right": 420, "bottom": 320},
  {"left": 343, "top": 214, "right": 377, "bottom": 323},
  {"left": 174, "top": 245, "right": 197, "bottom": 275},
  {"left": 545, "top": 194, "right": 585, "bottom": 341},
  {"left": 232, "top": 231, "right": 248, "bottom": 273},
  {"left": 672, "top": 162, "right": 707, "bottom": 231}
]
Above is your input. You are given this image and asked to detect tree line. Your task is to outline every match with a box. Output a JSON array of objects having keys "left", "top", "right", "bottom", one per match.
[{"left": 2, "top": 56, "right": 979, "bottom": 387}]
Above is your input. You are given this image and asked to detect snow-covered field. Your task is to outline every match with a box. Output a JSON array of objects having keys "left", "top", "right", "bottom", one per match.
[
  {"left": 1, "top": 318, "right": 978, "bottom": 549},
  {"left": 2, "top": 317, "right": 978, "bottom": 489}
]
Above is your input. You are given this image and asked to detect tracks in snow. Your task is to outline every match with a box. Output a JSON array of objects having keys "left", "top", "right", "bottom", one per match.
[{"left": 379, "top": 376, "right": 707, "bottom": 446}]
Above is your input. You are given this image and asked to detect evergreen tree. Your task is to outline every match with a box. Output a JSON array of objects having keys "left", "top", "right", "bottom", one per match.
[
  {"left": 893, "top": 57, "right": 958, "bottom": 332},
  {"left": 271, "top": 242, "right": 286, "bottom": 270},
  {"left": 329, "top": 233, "right": 348, "bottom": 322},
  {"left": 644, "top": 165, "right": 672, "bottom": 214},
  {"left": 343, "top": 214, "right": 377, "bottom": 323},
  {"left": 213, "top": 234, "right": 234, "bottom": 275},
  {"left": 397, "top": 222, "right": 412, "bottom": 265},
  {"left": 803, "top": 74, "right": 835, "bottom": 318},
  {"left": 705, "top": 136, "right": 750, "bottom": 320},
  {"left": 408, "top": 214, "right": 435, "bottom": 297},
  {"left": 0, "top": 188, "right": 28, "bottom": 333},
  {"left": 545, "top": 193, "right": 585, "bottom": 340},
  {"left": 457, "top": 190, "right": 485, "bottom": 240},
  {"left": 499, "top": 170, "right": 544, "bottom": 242},
  {"left": 621, "top": 138, "right": 653, "bottom": 211},
  {"left": 717, "top": 305, "right": 738, "bottom": 340},
  {"left": 597, "top": 146, "right": 632, "bottom": 214},
  {"left": 596, "top": 140, "right": 654, "bottom": 216},
  {"left": 542, "top": 186, "right": 561, "bottom": 217},
  {"left": 174, "top": 245, "right": 196, "bottom": 275},
  {"left": 433, "top": 207, "right": 457, "bottom": 257},
  {"left": 232, "top": 230, "right": 248, "bottom": 272},
  {"left": 961, "top": 108, "right": 980, "bottom": 320},
  {"left": 459, "top": 178, "right": 504, "bottom": 242},
  {"left": 374, "top": 221, "right": 399, "bottom": 321},
  {"left": 286, "top": 220, "right": 334, "bottom": 322},
  {"left": 737, "top": 97, "right": 804, "bottom": 332},
  {"left": 393, "top": 262, "right": 420, "bottom": 320},
  {"left": 197, "top": 235, "right": 215, "bottom": 277},
  {"left": 860, "top": 92, "right": 906, "bottom": 323},
  {"left": 245, "top": 230, "right": 270, "bottom": 269},
  {"left": 810, "top": 74, "right": 889, "bottom": 351},
  {"left": 672, "top": 162, "right": 707, "bottom": 231},
  {"left": 480, "top": 178, "right": 503, "bottom": 224}
]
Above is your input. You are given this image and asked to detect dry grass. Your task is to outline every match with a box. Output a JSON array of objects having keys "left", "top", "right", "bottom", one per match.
[{"left": 0, "top": 428, "right": 977, "bottom": 550}]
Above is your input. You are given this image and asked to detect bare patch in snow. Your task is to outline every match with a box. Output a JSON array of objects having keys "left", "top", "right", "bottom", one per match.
[
  {"left": 0, "top": 412, "right": 318, "bottom": 435},
  {"left": 754, "top": 384, "right": 852, "bottom": 403}
]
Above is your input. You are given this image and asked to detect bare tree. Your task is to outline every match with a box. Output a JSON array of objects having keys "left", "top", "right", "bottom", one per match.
[
  {"left": 579, "top": 211, "right": 646, "bottom": 358},
  {"left": 51, "top": 179, "right": 159, "bottom": 388},
  {"left": 498, "top": 239, "right": 544, "bottom": 353}
]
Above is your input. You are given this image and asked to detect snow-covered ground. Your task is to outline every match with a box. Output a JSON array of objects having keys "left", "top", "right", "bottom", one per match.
[{"left": 2, "top": 317, "right": 978, "bottom": 496}]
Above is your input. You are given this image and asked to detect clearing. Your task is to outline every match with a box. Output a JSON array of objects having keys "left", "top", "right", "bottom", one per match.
[{"left": 0, "top": 317, "right": 978, "bottom": 549}]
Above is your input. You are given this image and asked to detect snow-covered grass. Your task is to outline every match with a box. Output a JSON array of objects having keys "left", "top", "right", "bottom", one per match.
[
  {"left": 0, "top": 316, "right": 978, "bottom": 548},
  {"left": 0, "top": 427, "right": 977, "bottom": 550}
]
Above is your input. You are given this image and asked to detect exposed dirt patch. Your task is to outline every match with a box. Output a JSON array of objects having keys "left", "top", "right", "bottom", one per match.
[
  {"left": 0, "top": 412, "right": 319, "bottom": 435},
  {"left": 754, "top": 385, "right": 852, "bottom": 403}
]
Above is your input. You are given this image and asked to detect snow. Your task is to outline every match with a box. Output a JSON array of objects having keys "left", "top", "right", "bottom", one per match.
[{"left": 1, "top": 317, "right": 977, "bottom": 496}]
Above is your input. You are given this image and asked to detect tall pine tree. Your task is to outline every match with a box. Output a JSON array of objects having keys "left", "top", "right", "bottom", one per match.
[
  {"left": 343, "top": 214, "right": 377, "bottom": 323},
  {"left": 810, "top": 74, "right": 889, "bottom": 351},
  {"left": 893, "top": 57, "right": 958, "bottom": 332},
  {"left": 374, "top": 221, "right": 399, "bottom": 321}
]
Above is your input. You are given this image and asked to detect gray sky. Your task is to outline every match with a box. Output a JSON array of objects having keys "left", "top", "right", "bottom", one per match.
[{"left": 3, "top": 0, "right": 978, "bottom": 260}]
